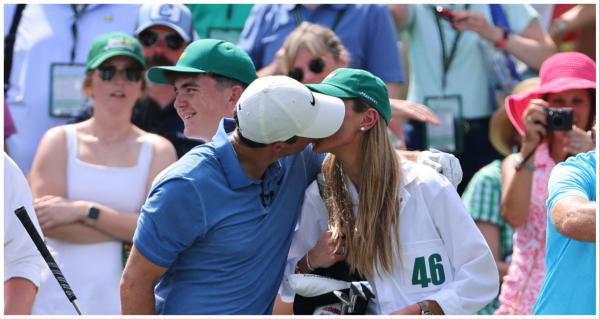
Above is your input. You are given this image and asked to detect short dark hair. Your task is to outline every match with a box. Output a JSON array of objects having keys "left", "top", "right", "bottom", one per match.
[
  {"left": 233, "top": 110, "right": 298, "bottom": 148},
  {"left": 164, "top": 71, "right": 247, "bottom": 90}
]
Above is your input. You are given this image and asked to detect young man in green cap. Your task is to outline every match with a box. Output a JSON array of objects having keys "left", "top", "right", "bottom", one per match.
[{"left": 120, "top": 39, "right": 346, "bottom": 315}]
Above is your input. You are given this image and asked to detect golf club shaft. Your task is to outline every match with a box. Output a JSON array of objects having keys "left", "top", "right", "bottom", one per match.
[{"left": 14, "top": 206, "right": 83, "bottom": 315}]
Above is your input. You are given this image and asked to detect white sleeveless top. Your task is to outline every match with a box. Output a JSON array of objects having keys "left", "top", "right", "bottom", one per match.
[{"left": 32, "top": 126, "right": 153, "bottom": 315}]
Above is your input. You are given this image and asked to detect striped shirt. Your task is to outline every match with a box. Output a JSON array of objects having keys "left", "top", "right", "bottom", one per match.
[{"left": 462, "top": 160, "right": 514, "bottom": 315}]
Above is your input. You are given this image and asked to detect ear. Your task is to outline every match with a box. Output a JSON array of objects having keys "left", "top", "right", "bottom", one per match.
[
  {"left": 226, "top": 85, "right": 244, "bottom": 116},
  {"left": 269, "top": 141, "right": 286, "bottom": 157},
  {"left": 360, "top": 108, "right": 379, "bottom": 131}
]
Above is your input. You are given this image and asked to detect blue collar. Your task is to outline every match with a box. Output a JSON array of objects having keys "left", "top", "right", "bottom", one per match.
[
  {"left": 212, "top": 119, "right": 285, "bottom": 191},
  {"left": 213, "top": 118, "right": 260, "bottom": 190}
]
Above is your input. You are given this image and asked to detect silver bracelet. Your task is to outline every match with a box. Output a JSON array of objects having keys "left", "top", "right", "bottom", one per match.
[
  {"left": 305, "top": 253, "right": 314, "bottom": 272},
  {"left": 514, "top": 153, "right": 535, "bottom": 171}
]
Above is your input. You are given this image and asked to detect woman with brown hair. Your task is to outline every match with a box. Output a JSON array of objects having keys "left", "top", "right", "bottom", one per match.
[{"left": 279, "top": 68, "right": 498, "bottom": 315}]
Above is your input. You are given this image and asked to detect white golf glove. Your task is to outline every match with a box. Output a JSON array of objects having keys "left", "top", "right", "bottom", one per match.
[{"left": 416, "top": 148, "right": 463, "bottom": 189}]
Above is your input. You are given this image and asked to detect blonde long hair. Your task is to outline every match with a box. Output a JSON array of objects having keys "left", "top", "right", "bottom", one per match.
[
  {"left": 322, "top": 100, "right": 401, "bottom": 278},
  {"left": 282, "top": 22, "right": 350, "bottom": 72}
]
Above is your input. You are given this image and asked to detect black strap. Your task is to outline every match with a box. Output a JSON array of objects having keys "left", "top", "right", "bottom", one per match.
[
  {"left": 294, "top": 5, "right": 347, "bottom": 31},
  {"left": 432, "top": 4, "right": 470, "bottom": 90},
  {"left": 4, "top": 4, "right": 27, "bottom": 93}
]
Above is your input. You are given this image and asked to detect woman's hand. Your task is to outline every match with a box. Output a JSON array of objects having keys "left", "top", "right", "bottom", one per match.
[
  {"left": 565, "top": 125, "right": 595, "bottom": 154},
  {"left": 307, "top": 229, "right": 347, "bottom": 269},
  {"left": 521, "top": 99, "right": 548, "bottom": 153},
  {"left": 34, "top": 195, "right": 88, "bottom": 229},
  {"left": 452, "top": 10, "right": 502, "bottom": 43}
]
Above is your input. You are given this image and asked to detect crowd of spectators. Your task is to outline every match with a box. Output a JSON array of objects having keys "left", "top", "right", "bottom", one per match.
[{"left": 3, "top": 3, "right": 596, "bottom": 315}]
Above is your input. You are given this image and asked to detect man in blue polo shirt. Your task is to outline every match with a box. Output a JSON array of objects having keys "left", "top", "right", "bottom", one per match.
[
  {"left": 120, "top": 38, "right": 346, "bottom": 314},
  {"left": 533, "top": 151, "right": 596, "bottom": 315}
]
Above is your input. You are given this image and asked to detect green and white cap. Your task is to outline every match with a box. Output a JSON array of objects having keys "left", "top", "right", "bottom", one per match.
[
  {"left": 306, "top": 68, "right": 391, "bottom": 124},
  {"left": 85, "top": 32, "right": 146, "bottom": 71},
  {"left": 147, "top": 39, "right": 257, "bottom": 85}
]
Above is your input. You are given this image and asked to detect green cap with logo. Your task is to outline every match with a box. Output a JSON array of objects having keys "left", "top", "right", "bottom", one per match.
[
  {"left": 147, "top": 39, "right": 257, "bottom": 85},
  {"left": 306, "top": 68, "right": 391, "bottom": 124},
  {"left": 86, "top": 32, "right": 146, "bottom": 71}
]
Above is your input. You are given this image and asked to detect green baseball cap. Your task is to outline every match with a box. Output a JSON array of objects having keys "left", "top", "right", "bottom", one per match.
[
  {"left": 147, "top": 39, "right": 257, "bottom": 85},
  {"left": 85, "top": 32, "right": 146, "bottom": 71},
  {"left": 306, "top": 68, "right": 391, "bottom": 124}
]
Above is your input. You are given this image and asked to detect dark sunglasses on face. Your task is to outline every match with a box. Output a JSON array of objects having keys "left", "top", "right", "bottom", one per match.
[
  {"left": 138, "top": 29, "right": 185, "bottom": 51},
  {"left": 98, "top": 66, "right": 143, "bottom": 82},
  {"left": 287, "top": 57, "right": 326, "bottom": 82}
]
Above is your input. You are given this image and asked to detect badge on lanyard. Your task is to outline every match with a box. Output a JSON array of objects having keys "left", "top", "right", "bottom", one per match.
[
  {"left": 207, "top": 28, "right": 243, "bottom": 44},
  {"left": 49, "top": 63, "right": 86, "bottom": 118},
  {"left": 423, "top": 95, "right": 463, "bottom": 153}
]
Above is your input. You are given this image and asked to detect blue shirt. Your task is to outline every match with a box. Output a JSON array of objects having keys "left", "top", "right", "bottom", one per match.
[
  {"left": 533, "top": 151, "right": 597, "bottom": 315},
  {"left": 133, "top": 119, "right": 324, "bottom": 314},
  {"left": 238, "top": 4, "right": 404, "bottom": 84}
]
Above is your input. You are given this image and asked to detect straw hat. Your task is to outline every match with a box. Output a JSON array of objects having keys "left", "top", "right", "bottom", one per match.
[{"left": 490, "top": 77, "right": 541, "bottom": 156}]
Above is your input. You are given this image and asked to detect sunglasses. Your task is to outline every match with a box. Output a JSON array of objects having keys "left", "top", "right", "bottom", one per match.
[
  {"left": 138, "top": 30, "right": 185, "bottom": 51},
  {"left": 287, "top": 57, "right": 326, "bottom": 82},
  {"left": 97, "top": 65, "right": 143, "bottom": 82}
]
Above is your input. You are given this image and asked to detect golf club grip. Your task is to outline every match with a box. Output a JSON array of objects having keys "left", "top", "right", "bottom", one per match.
[{"left": 14, "top": 206, "right": 78, "bottom": 302}]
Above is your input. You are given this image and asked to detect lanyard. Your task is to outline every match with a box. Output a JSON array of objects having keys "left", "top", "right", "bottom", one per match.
[
  {"left": 70, "top": 4, "right": 87, "bottom": 64},
  {"left": 432, "top": 4, "right": 469, "bottom": 89},
  {"left": 293, "top": 5, "right": 347, "bottom": 32}
]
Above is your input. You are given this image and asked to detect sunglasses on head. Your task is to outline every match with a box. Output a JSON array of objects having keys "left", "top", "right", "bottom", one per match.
[
  {"left": 138, "top": 29, "right": 185, "bottom": 51},
  {"left": 287, "top": 57, "right": 326, "bottom": 82},
  {"left": 98, "top": 65, "right": 143, "bottom": 82}
]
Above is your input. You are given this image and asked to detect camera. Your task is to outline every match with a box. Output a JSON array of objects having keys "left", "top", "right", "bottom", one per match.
[{"left": 545, "top": 108, "right": 573, "bottom": 131}]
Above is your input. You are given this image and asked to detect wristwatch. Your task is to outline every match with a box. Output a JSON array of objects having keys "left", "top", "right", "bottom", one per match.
[
  {"left": 84, "top": 206, "right": 100, "bottom": 225},
  {"left": 417, "top": 301, "right": 434, "bottom": 315}
]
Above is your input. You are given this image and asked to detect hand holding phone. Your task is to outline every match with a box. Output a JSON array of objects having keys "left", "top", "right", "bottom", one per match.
[{"left": 435, "top": 6, "right": 455, "bottom": 22}]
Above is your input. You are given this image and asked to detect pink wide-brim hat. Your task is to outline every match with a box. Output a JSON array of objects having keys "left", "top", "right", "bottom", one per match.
[{"left": 505, "top": 52, "right": 596, "bottom": 136}]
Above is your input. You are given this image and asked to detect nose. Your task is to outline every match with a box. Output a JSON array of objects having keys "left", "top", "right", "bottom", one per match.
[
  {"left": 303, "top": 71, "right": 318, "bottom": 84},
  {"left": 174, "top": 95, "right": 187, "bottom": 110}
]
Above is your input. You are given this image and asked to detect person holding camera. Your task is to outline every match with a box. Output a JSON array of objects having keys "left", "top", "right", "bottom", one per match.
[{"left": 496, "top": 52, "right": 595, "bottom": 315}]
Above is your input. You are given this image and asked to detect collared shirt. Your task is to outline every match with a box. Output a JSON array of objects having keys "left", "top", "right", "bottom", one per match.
[
  {"left": 534, "top": 151, "right": 596, "bottom": 315},
  {"left": 280, "top": 160, "right": 498, "bottom": 314},
  {"left": 461, "top": 160, "right": 514, "bottom": 315},
  {"left": 238, "top": 4, "right": 403, "bottom": 84},
  {"left": 404, "top": 4, "right": 537, "bottom": 119},
  {"left": 4, "top": 4, "right": 140, "bottom": 173},
  {"left": 133, "top": 118, "right": 324, "bottom": 314}
]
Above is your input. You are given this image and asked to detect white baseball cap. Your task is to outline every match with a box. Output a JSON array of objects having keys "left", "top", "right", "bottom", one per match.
[{"left": 236, "top": 76, "right": 345, "bottom": 144}]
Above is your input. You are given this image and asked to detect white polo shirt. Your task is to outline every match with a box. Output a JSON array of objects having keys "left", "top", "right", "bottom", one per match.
[
  {"left": 4, "top": 4, "right": 140, "bottom": 173},
  {"left": 280, "top": 160, "right": 499, "bottom": 314},
  {"left": 4, "top": 153, "right": 46, "bottom": 288}
]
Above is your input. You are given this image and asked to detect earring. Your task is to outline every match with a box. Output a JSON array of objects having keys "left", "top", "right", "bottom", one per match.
[{"left": 360, "top": 127, "right": 366, "bottom": 131}]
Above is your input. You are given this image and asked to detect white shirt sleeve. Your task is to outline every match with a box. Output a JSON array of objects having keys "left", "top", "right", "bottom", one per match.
[
  {"left": 424, "top": 173, "right": 499, "bottom": 314},
  {"left": 279, "top": 181, "right": 329, "bottom": 303},
  {"left": 4, "top": 154, "right": 46, "bottom": 287}
]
